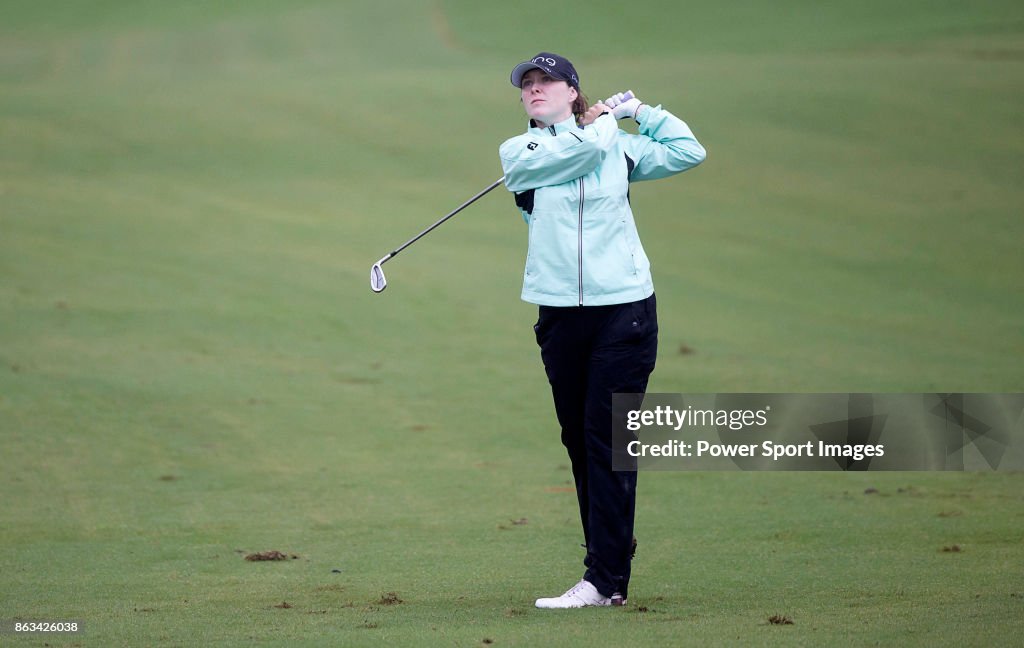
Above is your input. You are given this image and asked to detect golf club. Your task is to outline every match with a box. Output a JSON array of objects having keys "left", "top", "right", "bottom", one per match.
[{"left": 370, "top": 176, "right": 505, "bottom": 293}]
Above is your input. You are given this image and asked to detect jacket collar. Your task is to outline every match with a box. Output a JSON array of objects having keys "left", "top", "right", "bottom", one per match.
[{"left": 528, "top": 114, "right": 579, "bottom": 135}]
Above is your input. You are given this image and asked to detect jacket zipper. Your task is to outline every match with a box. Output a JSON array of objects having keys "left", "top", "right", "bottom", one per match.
[
  {"left": 548, "top": 124, "right": 586, "bottom": 306},
  {"left": 577, "top": 177, "right": 584, "bottom": 306}
]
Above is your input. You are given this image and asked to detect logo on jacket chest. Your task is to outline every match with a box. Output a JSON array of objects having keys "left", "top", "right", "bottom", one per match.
[{"left": 527, "top": 142, "right": 538, "bottom": 150}]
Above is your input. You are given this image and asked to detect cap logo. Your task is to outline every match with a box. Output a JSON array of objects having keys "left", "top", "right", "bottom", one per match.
[{"left": 533, "top": 56, "right": 557, "bottom": 66}]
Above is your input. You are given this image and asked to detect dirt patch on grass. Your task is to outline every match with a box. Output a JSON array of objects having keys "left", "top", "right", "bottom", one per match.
[
  {"left": 497, "top": 517, "right": 529, "bottom": 530},
  {"left": 768, "top": 614, "right": 794, "bottom": 625},
  {"left": 245, "top": 551, "right": 299, "bottom": 561},
  {"left": 273, "top": 601, "right": 292, "bottom": 609},
  {"left": 941, "top": 544, "right": 963, "bottom": 553},
  {"left": 376, "top": 592, "right": 403, "bottom": 605}
]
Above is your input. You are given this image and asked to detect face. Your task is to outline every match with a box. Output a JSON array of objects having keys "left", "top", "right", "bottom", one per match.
[{"left": 520, "top": 68, "right": 577, "bottom": 126}]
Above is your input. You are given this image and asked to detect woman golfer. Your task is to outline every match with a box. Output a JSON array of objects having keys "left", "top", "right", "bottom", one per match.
[{"left": 499, "top": 52, "right": 706, "bottom": 608}]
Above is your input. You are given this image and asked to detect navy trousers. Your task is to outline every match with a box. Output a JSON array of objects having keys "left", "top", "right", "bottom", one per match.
[{"left": 533, "top": 292, "right": 658, "bottom": 598}]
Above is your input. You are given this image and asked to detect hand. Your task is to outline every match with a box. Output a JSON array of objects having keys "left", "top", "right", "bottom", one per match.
[
  {"left": 579, "top": 102, "right": 611, "bottom": 126},
  {"left": 603, "top": 91, "right": 634, "bottom": 108},
  {"left": 611, "top": 97, "right": 643, "bottom": 121}
]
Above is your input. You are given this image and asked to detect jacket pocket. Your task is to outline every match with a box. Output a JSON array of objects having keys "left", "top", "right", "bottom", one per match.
[
  {"left": 618, "top": 219, "right": 639, "bottom": 276},
  {"left": 525, "top": 214, "right": 540, "bottom": 278}
]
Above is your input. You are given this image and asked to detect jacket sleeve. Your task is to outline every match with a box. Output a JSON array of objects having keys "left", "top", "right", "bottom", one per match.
[
  {"left": 499, "top": 114, "right": 619, "bottom": 192},
  {"left": 620, "top": 104, "right": 706, "bottom": 182}
]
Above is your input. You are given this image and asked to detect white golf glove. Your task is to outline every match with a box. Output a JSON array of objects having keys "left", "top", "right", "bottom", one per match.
[
  {"left": 603, "top": 91, "right": 633, "bottom": 108},
  {"left": 612, "top": 98, "right": 643, "bottom": 120},
  {"left": 603, "top": 91, "right": 644, "bottom": 121}
]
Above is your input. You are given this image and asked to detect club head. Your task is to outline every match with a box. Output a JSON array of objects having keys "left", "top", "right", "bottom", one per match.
[{"left": 370, "top": 261, "right": 387, "bottom": 293}]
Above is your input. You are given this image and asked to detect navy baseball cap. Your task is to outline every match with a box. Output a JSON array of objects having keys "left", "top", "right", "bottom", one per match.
[{"left": 510, "top": 52, "right": 580, "bottom": 89}]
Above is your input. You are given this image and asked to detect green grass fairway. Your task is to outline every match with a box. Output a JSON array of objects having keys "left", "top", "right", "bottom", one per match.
[{"left": 2, "top": 1, "right": 1023, "bottom": 645}]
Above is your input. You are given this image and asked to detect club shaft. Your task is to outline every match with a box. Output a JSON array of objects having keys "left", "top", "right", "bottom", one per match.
[{"left": 387, "top": 176, "right": 505, "bottom": 259}]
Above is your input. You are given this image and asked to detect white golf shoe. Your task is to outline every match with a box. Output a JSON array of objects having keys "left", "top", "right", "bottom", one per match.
[{"left": 534, "top": 579, "right": 626, "bottom": 609}]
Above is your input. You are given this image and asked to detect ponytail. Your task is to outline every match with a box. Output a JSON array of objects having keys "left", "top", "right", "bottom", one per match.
[{"left": 572, "top": 91, "right": 590, "bottom": 126}]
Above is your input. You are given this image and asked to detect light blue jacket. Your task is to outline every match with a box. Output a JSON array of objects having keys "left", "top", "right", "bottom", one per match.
[{"left": 499, "top": 105, "right": 705, "bottom": 306}]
